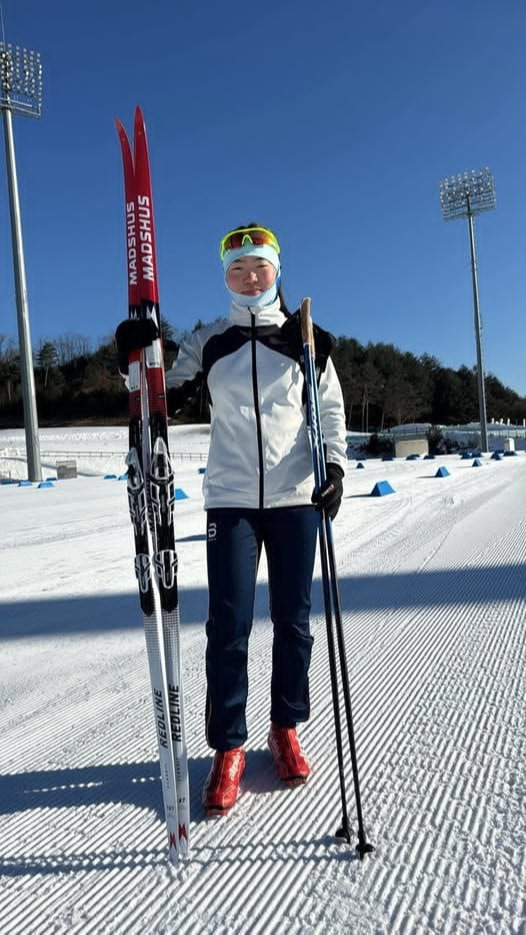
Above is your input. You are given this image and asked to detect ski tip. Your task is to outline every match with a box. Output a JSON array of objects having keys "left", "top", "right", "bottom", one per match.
[
  {"left": 115, "top": 119, "right": 134, "bottom": 169},
  {"left": 115, "top": 117, "right": 129, "bottom": 143},
  {"left": 133, "top": 107, "right": 147, "bottom": 154},
  {"left": 134, "top": 105, "right": 145, "bottom": 129}
]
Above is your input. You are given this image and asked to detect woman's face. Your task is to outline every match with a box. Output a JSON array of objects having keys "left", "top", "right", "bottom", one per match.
[{"left": 225, "top": 255, "right": 277, "bottom": 297}]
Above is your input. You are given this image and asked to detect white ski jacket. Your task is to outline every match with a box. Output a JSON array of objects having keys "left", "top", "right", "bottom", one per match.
[{"left": 166, "top": 298, "right": 347, "bottom": 510}]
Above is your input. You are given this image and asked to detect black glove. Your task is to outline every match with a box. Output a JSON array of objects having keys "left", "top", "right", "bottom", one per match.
[
  {"left": 115, "top": 318, "right": 160, "bottom": 374},
  {"left": 167, "top": 385, "right": 187, "bottom": 416},
  {"left": 311, "top": 463, "right": 344, "bottom": 520}
]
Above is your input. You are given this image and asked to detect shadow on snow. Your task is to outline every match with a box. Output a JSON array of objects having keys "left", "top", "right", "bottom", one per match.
[
  {"left": 0, "top": 753, "right": 360, "bottom": 875},
  {"left": 1, "top": 562, "right": 525, "bottom": 640}
]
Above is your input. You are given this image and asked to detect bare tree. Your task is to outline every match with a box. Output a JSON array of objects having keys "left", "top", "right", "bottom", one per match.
[{"left": 54, "top": 332, "right": 92, "bottom": 365}]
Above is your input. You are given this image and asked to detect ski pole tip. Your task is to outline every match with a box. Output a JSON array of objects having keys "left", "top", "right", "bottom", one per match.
[
  {"left": 356, "top": 840, "right": 375, "bottom": 860},
  {"left": 335, "top": 822, "right": 352, "bottom": 843}
]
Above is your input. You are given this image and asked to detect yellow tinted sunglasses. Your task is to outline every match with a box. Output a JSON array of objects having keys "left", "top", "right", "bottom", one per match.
[{"left": 219, "top": 226, "right": 280, "bottom": 260}]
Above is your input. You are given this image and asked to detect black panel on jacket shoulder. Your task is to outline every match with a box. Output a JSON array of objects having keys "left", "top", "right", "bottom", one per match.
[
  {"left": 201, "top": 311, "right": 335, "bottom": 379},
  {"left": 202, "top": 325, "right": 252, "bottom": 378}
]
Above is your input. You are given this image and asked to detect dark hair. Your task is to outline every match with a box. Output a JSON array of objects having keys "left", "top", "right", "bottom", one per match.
[{"left": 230, "top": 222, "right": 291, "bottom": 316}]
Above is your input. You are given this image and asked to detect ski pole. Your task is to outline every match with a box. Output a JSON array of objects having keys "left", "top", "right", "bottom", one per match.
[
  {"left": 300, "top": 297, "right": 373, "bottom": 859},
  {"left": 324, "top": 506, "right": 373, "bottom": 858}
]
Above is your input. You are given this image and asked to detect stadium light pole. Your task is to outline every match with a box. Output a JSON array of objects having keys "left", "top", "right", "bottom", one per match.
[
  {"left": 439, "top": 168, "right": 496, "bottom": 454},
  {"left": 0, "top": 42, "right": 42, "bottom": 481}
]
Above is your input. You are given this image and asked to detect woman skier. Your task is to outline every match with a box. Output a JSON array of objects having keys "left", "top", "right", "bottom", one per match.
[{"left": 116, "top": 223, "right": 347, "bottom": 815}]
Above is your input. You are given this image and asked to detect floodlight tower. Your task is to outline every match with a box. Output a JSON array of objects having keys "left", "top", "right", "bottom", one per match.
[
  {"left": 0, "top": 43, "right": 42, "bottom": 481},
  {"left": 439, "top": 168, "right": 496, "bottom": 454}
]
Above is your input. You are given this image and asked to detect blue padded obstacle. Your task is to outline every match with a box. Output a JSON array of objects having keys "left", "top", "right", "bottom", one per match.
[
  {"left": 1, "top": 478, "right": 17, "bottom": 485},
  {"left": 461, "top": 452, "right": 472, "bottom": 460},
  {"left": 371, "top": 480, "right": 395, "bottom": 496},
  {"left": 504, "top": 451, "right": 517, "bottom": 457},
  {"left": 356, "top": 462, "right": 365, "bottom": 469},
  {"left": 406, "top": 454, "right": 420, "bottom": 461},
  {"left": 175, "top": 488, "right": 189, "bottom": 500},
  {"left": 198, "top": 467, "right": 206, "bottom": 474},
  {"left": 491, "top": 452, "right": 503, "bottom": 461},
  {"left": 18, "top": 480, "right": 32, "bottom": 487},
  {"left": 472, "top": 459, "right": 482, "bottom": 467},
  {"left": 435, "top": 466, "right": 450, "bottom": 478},
  {"left": 104, "top": 473, "right": 117, "bottom": 480},
  {"left": 382, "top": 455, "right": 394, "bottom": 461},
  {"left": 118, "top": 473, "right": 128, "bottom": 480},
  {"left": 424, "top": 454, "right": 436, "bottom": 460},
  {"left": 38, "top": 481, "right": 55, "bottom": 489}
]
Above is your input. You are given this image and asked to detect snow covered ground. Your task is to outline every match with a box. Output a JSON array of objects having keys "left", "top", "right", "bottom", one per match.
[{"left": 1, "top": 426, "right": 525, "bottom": 934}]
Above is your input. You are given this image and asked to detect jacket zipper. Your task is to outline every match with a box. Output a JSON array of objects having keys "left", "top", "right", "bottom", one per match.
[{"left": 250, "top": 312, "right": 265, "bottom": 509}]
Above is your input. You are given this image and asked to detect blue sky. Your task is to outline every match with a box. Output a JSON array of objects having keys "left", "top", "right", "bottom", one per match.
[{"left": 1, "top": 0, "right": 525, "bottom": 396}]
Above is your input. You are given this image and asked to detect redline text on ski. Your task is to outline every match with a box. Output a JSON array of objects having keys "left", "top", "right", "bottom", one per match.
[
  {"left": 169, "top": 684, "right": 182, "bottom": 743},
  {"left": 153, "top": 687, "right": 169, "bottom": 748}
]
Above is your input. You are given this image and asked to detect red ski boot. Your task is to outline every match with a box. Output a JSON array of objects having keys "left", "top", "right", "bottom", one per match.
[
  {"left": 268, "top": 724, "right": 311, "bottom": 786},
  {"left": 202, "top": 747, "right": 246, "bottom": 815}
]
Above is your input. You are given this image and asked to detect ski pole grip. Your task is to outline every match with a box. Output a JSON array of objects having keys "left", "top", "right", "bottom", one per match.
[{"left": 300, "top": 297, "right": 315, "bottom": 352}]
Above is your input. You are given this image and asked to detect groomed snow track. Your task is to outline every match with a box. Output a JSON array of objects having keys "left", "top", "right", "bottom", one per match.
[{"left": 1, "top": 451, "right": 525, "bottom": 933}]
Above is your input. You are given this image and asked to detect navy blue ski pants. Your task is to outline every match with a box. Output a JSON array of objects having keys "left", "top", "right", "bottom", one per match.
[{"left": 205, "top": 506, "right": 319, "bottom": 751}]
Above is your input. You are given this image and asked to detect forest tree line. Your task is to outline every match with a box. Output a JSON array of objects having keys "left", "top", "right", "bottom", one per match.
[{"left": 0, "top": 319, "right": 525, "bottom": 429}]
